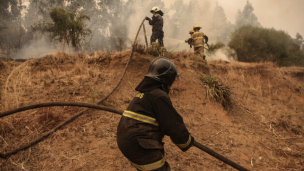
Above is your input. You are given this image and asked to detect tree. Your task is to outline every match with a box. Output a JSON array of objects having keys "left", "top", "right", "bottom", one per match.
[
  {"left": 32, "top": 7, "right": 91, "bottom": 50},
  {"left": 24, "top": 0, "right": 66, "bottom": 27},
  {"left": 0, "top": 0, "right": 26, "bottom": 57},
  {"left": 228, "top": 25, "right": 304, "bottom": 66},
  {"left": 0, "top": 0, "right": 22, "bottom": 23},
  {"left": 235, "top": 1, "right": 261, "bottom": 28},
  {"left": 210, "top": 3, "right": 234, "bottom": 43},
  {"left": 169, "top": 0, "right": 185, "bottom": 39},
  {"left": 295, "top": 33, "right": 304, "bottom": 49}
]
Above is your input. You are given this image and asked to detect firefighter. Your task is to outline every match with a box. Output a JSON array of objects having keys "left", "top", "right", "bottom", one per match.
[
  {"left": 117, "top": 57, "right": 194, "bottom": 171},
  {"left": 146, "top": 7, "right": 164, "bottom": 47},
  {"left": 192, "top": 25, "right": 208, "bottom": 60},
  {"left": 185, "top": 30, "right": 195, "bottom": 48}
]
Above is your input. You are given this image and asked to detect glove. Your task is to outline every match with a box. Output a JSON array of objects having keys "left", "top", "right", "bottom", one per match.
[
  {"left": 145, "top": 17, "right": 150, "bottom": 20},
  {"left": 204, "top": 35, "right": 208, "bottom": 43},
  {"left": 180, "top": 135, "right": 194, "bottom": 152}
]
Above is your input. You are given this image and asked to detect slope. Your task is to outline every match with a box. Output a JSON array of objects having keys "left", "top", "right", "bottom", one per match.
[{"left": 0, "top": 51, "right": 304, "bottom": 170}]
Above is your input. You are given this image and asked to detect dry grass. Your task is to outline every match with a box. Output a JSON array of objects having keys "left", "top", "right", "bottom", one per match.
[
  {"left": 132, "top": 41, "right": 147, "bottom": 54},
  {"left": 0, "top": 51, "right": 304, "bottom": 170}
]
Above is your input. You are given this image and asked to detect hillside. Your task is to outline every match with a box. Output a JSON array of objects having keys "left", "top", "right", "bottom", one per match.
[{"left": 0, "top": 51, "right": 304, "bottom": 170}]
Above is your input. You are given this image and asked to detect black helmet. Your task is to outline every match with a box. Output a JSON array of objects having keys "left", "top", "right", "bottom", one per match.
[{"left": 145, "top": 57, "right": 179, "bottom": 86}]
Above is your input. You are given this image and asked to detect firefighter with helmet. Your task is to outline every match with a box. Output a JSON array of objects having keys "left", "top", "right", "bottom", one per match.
[
  {"left": 117, "top": 57, "right": 194, "bottom": 171},
  {"left": 185, "top": 30, "right": 195, "bottom": 48},
  {"left": 192, "top": 25, "right": 208, "bottom": 60},
  {"left": 146, "top": 7, "right": 164, "bottom": 47}
]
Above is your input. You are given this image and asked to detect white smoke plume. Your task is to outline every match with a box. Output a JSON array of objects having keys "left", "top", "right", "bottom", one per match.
[
  {"left": 14, "top": 36, "right": 74, "bottom": 59},
  {"left": 206, "top": 46, "right": 237, "bottom": 62}
]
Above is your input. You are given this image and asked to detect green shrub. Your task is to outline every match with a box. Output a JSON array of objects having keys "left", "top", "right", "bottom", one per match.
[
  {"left": 147, "top": 43, "right": 165, "bottom": 56},
  {"left": 31, "top": 7, "right": 91, "bottom": 50},
  {"left": 228, "top": 25, "right": 304, "bottom": 66},
  {"left": 200, "top": 75, "right": 232, "bottom": 109},
  {"left": 208, "top": 42, "right": 225, "bottom": 53}
]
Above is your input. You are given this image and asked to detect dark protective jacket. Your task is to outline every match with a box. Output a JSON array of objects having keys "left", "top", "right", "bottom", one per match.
[
  {"left": 148, "top": 14, "right": 163, "bottom": 32},
  {"left": 185, "top": 37, "right": 194, "bottom": 48},
  {"left": 117, "top": 77, "right": 193, "bottom": 170},
  {"left": 192, "top": 31, "right": 206, "bottom": 48}
]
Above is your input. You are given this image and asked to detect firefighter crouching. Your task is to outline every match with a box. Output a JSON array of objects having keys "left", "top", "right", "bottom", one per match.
[
  {"left": 146, "top": 7, "right": 164, "bottom": 47},
  {"left": 185, "top": 30, "right": 195, "bottom": 48},
  {"left": 117, "top": 57, "right": 194, "bottom": 171},
  {"left": 192, "top": 25, "right": 208, "bottom": 60}
]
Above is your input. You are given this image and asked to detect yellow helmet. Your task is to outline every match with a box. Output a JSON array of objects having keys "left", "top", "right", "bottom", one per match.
[
  {"left": 193, "top": 25, "right": 202, "bottom": 30},
  {"left": 189, "top": 30, "right": 194, "bottom": 34}
]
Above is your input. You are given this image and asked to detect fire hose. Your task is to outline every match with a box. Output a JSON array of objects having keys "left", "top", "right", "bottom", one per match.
[{"left": 0, "top": 18, "right": 250, "bottom": 171}]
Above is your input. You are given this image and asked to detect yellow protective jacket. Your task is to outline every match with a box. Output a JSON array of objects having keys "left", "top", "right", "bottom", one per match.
[{"left": 191, "top": 31, "right": 205, "bottom": 48}]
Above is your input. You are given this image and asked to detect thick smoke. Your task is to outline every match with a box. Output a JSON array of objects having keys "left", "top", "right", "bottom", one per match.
[
  {"left": 5, "top": 0, "right": 242, "bottom": 60},
  {"left": 2, "top": 0, "right": 303, "bottom": 61},
  {"left": 124, "top": 0, "right": 236, "bottom": 61}
]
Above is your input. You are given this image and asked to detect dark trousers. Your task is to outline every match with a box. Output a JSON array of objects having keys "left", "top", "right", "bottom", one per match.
[{"left": 151, "top": 31, "right": 164, "bottom": 47}]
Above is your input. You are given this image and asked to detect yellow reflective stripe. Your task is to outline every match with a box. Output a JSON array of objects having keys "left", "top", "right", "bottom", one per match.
[
  {"left": 176, "top": 135, "right": 192, "bottom": 148},
  {"left": 193, "top": 37, "right": 204, "bottom": 40},
  {"left": 123, "top": 110, "right": 159, "bottom": 126},
  {"left": 131, "top": 157, "right": 165, "bottom": 171},
  {"left": 194, "top": 44, "right": 204, "bottom": 48}
]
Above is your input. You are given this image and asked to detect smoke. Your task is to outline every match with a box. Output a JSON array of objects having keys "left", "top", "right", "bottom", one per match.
[
  {"left": 124, "top": 0, "right": 233, "bottom": 51},
  {"left": 14, "top": 0, "right": 238, "bottom": 58},
  {"left": 3, "top": 0, "right": 303, "bottom": 60},
  {"left": 206, "top": 46, "right": 237, "bottom": 62},
  {"left": 14, "top": 36, "right": 74, "bottom": 59}
]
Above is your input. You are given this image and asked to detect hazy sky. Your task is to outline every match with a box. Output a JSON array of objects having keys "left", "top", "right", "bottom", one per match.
[{"left": 164, "top": 0, "right": 304, "bottom": 38}]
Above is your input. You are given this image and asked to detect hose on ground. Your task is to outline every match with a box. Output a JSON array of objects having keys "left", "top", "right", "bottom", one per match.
[
  {"left": 0, "top": 18, "right": 147, "bottom": 159},
  {"left": 0, "top": 102, "right": 250, "bottom": 170},
  {"left": 0, "top": 102, "right": 123, "bottom": 158},
  {"left": 0, "top": 102, "right": 123, "bottom": 119},
  {"left": 0, "top": 102, "right": 248, "bottom": 171}
]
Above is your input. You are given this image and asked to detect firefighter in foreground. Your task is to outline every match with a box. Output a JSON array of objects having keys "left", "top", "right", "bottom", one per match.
[
  {"left": 185, "top": 30, "right": 195, "bottom": 48},
  {"left": 146, "top": 7, "right": 164, "bottom": 47},
  {"left": 117, "top": 57, "right": 194, "bottom": 171},
  {"left": 192, "top": 25, "right": 208, "bottom": 60}
]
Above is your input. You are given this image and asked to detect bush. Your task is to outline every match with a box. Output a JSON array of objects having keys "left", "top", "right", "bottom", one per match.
[
  {"left": 200, "top": 75, "right": 232, "bottom": 109},
  {"left": 228, "top": 25, "right": 304, "bottom": 66},
  {"left": 147, "top": 43, "right": 165, "bottom": 56},
  {"left": 132, "top": 41, "right": 146, "bottom": 54},
  {"left": 208, "top": 42, "right": 225, "bottom": 53},
  {"left": 31, "top": 7, "right": 91, "bottom": 50}
]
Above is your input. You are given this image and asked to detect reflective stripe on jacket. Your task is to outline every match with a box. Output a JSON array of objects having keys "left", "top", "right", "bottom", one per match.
[
  {"left": 176, "top": 135, "right": 192, "bottom": 148},
  {"left": 192, "top": 31, "right": 205, "bottom": 48},
  {"left": 123, "top": 110, "right": 159, "bottom": 126}
]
